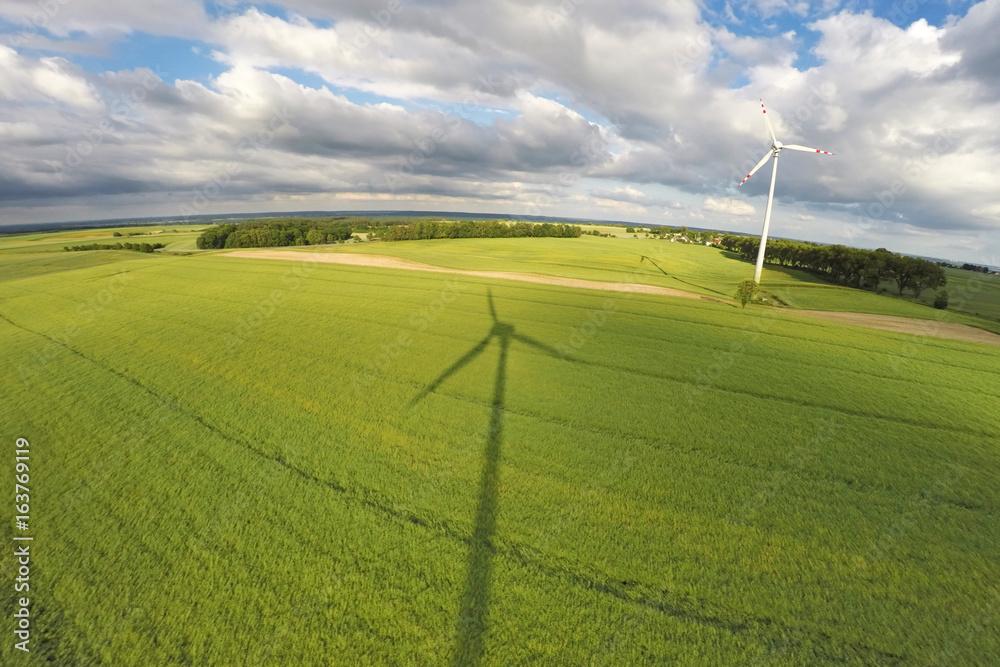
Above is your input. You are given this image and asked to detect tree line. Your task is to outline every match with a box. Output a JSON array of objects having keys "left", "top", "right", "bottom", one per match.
[
  {"left": 717, "top": 235, "right": 946, "bottom": 297},
  {"left": 64, "top": 242, "right": 165, "bottom": 253},
  {"left": 938, "top": 261, "right": 992, "bottom": 274},
  {"left": 376, "top": 219, "right": 582, "bottom": 241},
  {"left": 196, "top": 218, "right": 354, "bottom": 249}
]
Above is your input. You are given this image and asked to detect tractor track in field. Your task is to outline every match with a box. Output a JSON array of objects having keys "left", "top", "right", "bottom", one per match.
[
  {"left": 224, "top": 250, "right": 1000, "bottom": 348},
  {"left": 789, "top": 309, "right": 1000, "bottom": 347},
  {"left": 223, "top": 250, "right": 731, "bottom": 303}
]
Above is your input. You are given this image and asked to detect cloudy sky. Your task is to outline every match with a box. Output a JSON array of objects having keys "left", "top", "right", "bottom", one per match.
[{"left": 0, "top": 0, "right": 997, "bottom": 263}]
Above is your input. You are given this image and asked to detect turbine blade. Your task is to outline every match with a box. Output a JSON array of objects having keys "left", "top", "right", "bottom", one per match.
[
  {"left": 738, "top": 150, "right": 773, "bottom": 188},
  {"left": 409, "top": 334, "right": 493, "bottom": 406},
  {"left": 760, "top": 99, "right": 776, "bottom": 144},
  {"left": 782, "top": 144, "right": 835, "bottom": 155}
]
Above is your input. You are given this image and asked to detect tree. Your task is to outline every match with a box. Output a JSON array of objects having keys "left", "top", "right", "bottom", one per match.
[
  {"left": 306, "top": 229, "right": 325, "bottom": 245},
  {"left": 735, "top": 279, "right": 759, "bottom": 308},
  {"left": 889, "top": 255, "right": 914, "bottom": 295},
  {"left": 860, "top": 248, "right": 893, "bottom": 291},
  {"left": 910, "top": 262, "right": 946, "bottom": 298},
  {"left": 625, "top": 227, "right": 635, "bottom": 233},
  {"left": 933, "top": 290, "right": 949, "bottom": 310},
  {"left": 326, "top": 222, "right": 353, "bottom": 242}
]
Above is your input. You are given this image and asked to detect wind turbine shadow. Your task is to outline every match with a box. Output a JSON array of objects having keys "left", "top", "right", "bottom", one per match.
[
  {"left": 639, "top": 254, "right": 732, "bottom": 298},
  {"left": 639, "top": 254, "right": 670, "bottom": 278},
  {"left": 409, "top": 289, "right": 563, "bottom": 666}
]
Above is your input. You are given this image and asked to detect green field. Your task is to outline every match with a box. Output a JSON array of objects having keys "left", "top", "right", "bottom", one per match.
[
  {"left": 2, "top": 233, "right": 999, "bottom": 664},
  {"left": 906, "top": 267, "right": 1000, "bottom": 321},
  {"left": 0, "top": 224, "right": 208, "bottom": 255},
  {"left": 279, "top": 235, "right": 1000, "bottom": 333}
]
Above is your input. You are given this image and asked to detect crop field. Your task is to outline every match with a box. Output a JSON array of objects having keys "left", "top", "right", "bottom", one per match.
[
  {"left": 0, "top": 224, "right": 208, "bottom": 255},
  {"left": 906, "top": 267, "right": 1000, "bottom": 322},
  {"left": 2, "top": 235, "right": 999, "bottom": 665},
  {"left": 286, "top": 235, "right": 1000, "bottom": 333}
]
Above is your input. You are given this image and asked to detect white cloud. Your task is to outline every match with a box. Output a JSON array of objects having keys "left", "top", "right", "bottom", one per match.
[
  {"left": 0, "top": 1, "right": 999, "bottom": 261},
  {"left": 704, "top": 197, "right": 756, "bottom": 216},
  {"left": 809, "top": 13, "right": 961, "bottom": 85},
  {"left": 591, "top": 197, "right": 647, "bottom": 215},
  {"left": 0, "top": 46, "right": 101, "bottom": 111}
]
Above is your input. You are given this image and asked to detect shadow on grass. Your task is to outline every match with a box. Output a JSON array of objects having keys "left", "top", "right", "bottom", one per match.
[
  {"left": 639, "top": 254, "right": 734, "bottom": 299},
  {"left": 409, "top": 289, "right": 565, "bottom": 666}
]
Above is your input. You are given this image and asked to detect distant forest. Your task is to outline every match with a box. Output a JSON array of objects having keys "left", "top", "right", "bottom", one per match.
[
  {"left": 375, "top": 219, "right": 582, "bottom": 241},
  {"left": 196, "top": 216, "right": 583, "bottom": 249},
  {"left": 196, "top": 217, "right": 362, "bottom": 249},
  {"left": 938, "top": 261, "right": 993, "bottom": 274},
  {"left": 718, "top": 234, "right": 946, "bottom": 296}
]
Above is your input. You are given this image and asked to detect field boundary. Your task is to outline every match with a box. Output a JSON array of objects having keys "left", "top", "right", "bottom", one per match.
[
  {"left": 225, "top": 249, "right": 1000, "bottom": 347},
  {"left": 789, "top": 309, "right": 1000, "bottom": 347},
  {"left": 223, "top": 249, "right": 731, "bottom": 302}
]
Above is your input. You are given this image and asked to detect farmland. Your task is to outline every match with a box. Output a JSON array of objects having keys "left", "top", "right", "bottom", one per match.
[
  {"left": 1, "top": 232, "right": 999, "bottom": 665},
  {"left": 282, "top": 234, "right": 1000, "bottom": 333},
  {"left": 0, "top": 224, "right": 208, "bottom": 255}
]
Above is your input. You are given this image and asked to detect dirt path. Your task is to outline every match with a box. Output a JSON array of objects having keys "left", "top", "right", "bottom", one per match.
[
  {"left": 224, "top": 249, "right": 1000, "bottom": 347},
  {"left": 224, "top": 249, "right": 713, "bottom": 300},
  {"left": 790, "top": 310, "right": 1000, "bottom": 347}
]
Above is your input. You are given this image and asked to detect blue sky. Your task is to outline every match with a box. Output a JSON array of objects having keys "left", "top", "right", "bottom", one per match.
[{"left": 0, "top": 0, "right": 997, "bottom": 264}]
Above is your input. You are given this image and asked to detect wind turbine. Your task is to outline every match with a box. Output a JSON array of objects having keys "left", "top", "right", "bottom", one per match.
[{"left": 738, "top": 99, "right": 835, "bottom": 284}]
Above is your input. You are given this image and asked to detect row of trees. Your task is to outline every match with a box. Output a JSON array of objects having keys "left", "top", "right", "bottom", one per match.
[
  {"left": 377, "top": 220, "right": 583, "bottom": 241},
  {"left": 64, "top": 242, "right": 164, "bottom": 253},
  {"left": 196, "top": 218, "right": 353, "bottom": 249},
  {"left": 112, "top": 230, "right": 159, "bottom": 238},
  {"left": 938, "top": 261, "right": 992, "bottom": 274},
  {"left": 195, "top": 216, "right": 584, "bottom": 248},
  {"left": 718, "top": 235, "right": 946, "bottom": 297},
  {"left": 351, "top": 217, "right": 447, "bottom": 230}
]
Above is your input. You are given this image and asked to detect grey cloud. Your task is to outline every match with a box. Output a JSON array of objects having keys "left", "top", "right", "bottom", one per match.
[
  {"left": 0, "top": 0, "right": 999, "bottom": 247},
  {"left": 941, "top": 0, "right": 1000, "bottom": 96},
  {"left": 0, "top": 0, "right": 210, "bottom": 39}
]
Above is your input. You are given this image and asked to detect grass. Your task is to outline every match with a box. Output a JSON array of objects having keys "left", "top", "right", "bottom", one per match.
[
  {"left": 0, "top": 224, "right": 207, "bottom": 255},
  {"left": 282, "top": 235, "right": 1000, "bottom": 333},
  {"left": 1, "top": 238, "right": 998, "bottom": 664},
  {"left": 906, "top": 267, "right": 1000, "bottom": 321},
  {"left": 0, "top": 250, "right": 158, "bottom": 283}
]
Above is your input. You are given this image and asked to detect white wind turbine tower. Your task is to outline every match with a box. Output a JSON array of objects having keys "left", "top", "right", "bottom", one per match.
[{"left": 738, "top": 100, "right": 835, "bottom": 284}]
